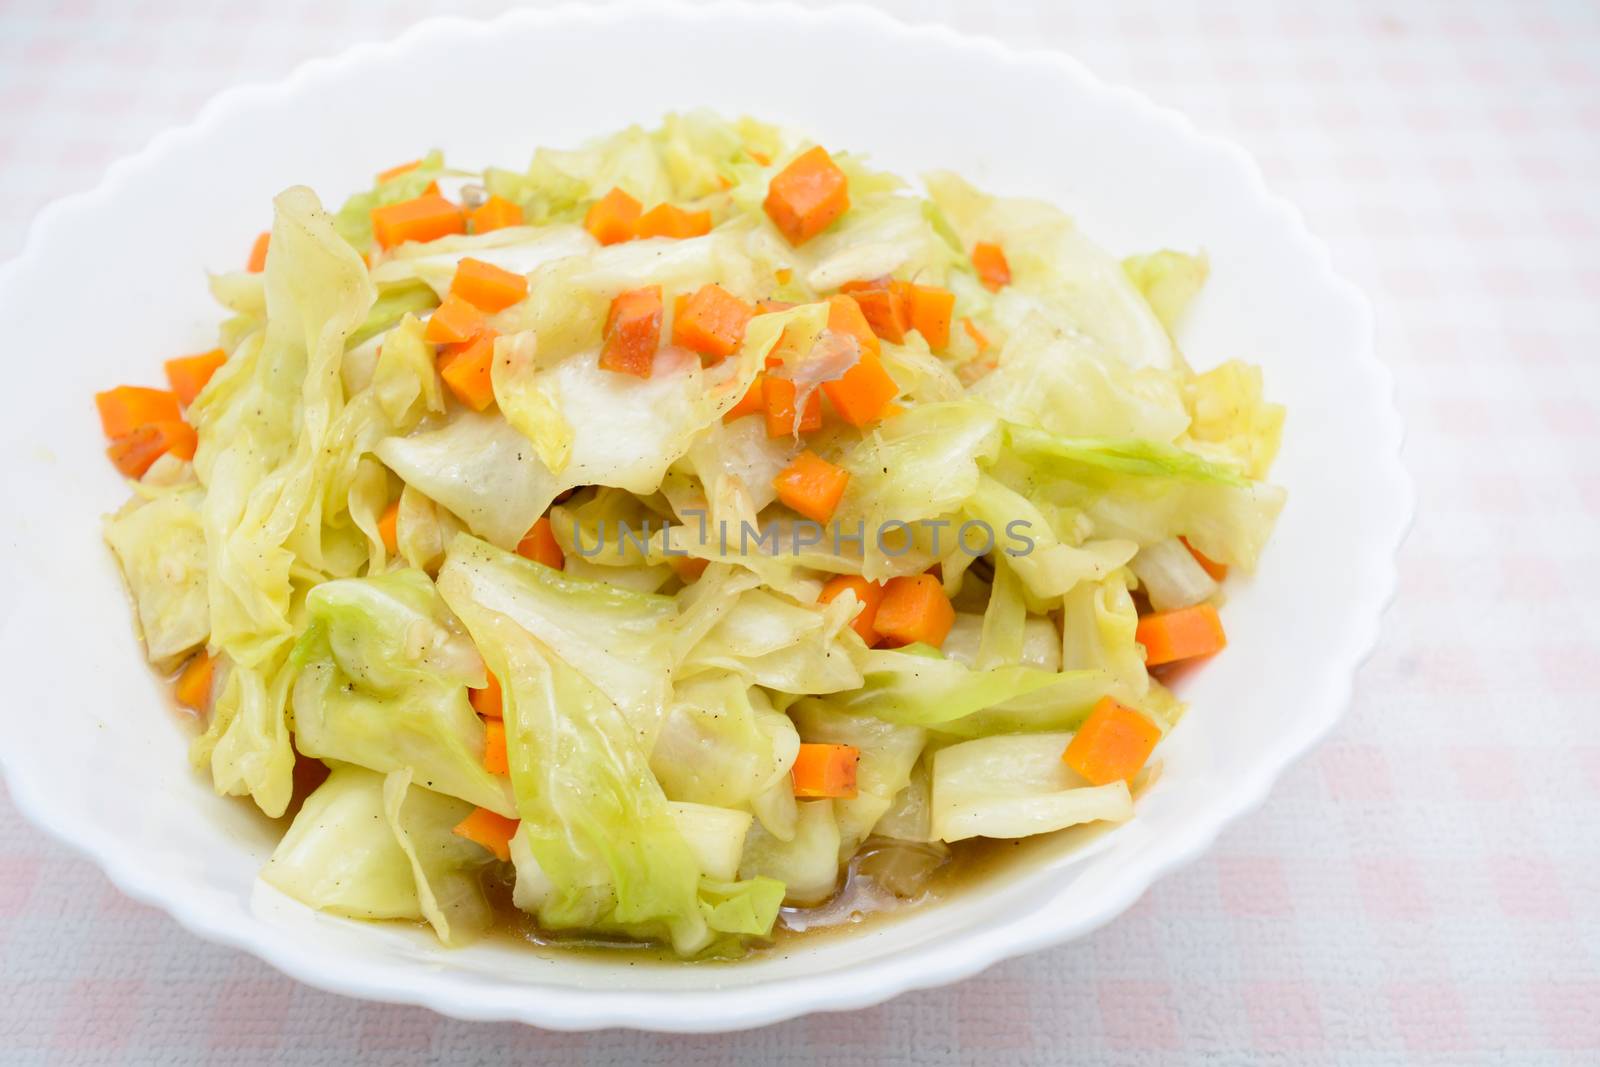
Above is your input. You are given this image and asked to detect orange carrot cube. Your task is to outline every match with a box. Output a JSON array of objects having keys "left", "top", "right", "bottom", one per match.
[
  {"left": 247, "top": 231, "right": 270, "bottom": 273},
  {"left": 723, "top": 376, "right": 766, "bottom": 423},
  {"left": 106, "top": 421, "right": 197, "bottom": 478},
  {"left": 482, "top": 720, "right": 508, "bottom": 776},
  {"left": 764, "top": 146, "right": 850, "bottom": 246},
  {"left": 377, "top": 500, "right": 399, "bottom": 554},
  {"left": 1135, "top": 603, "right": 1227, "bottom": 666},
  {"left": 599, "top": 286, "right": 663, "bottom": 378},
  {"left": 449, "top": 257, "right": 528, "bottom": 313},
  {"left": 452, "top": 807, "right": 519, "bottom": 861},
  {"left": 773, "top": 450, "right": 850, "bottom": 524},
  {"left": 174, "top": 652, "right": 214, "bottom": 713},
  {"left": 820, "top": 348, "right": 898, "bottom": 428},
  {"left": 583, "top": 187, "right": 642, "bottom": 245},
  {"left": 164, "top": 349, "right": 226, "bottom": 406},
  {"left": 846, "top": 282, "right": 912, "bottom": 344},
  {"left": 516, "top": 516, "right": 565, "bottom": 570},
  {"left": 96, "top": 386, "right": 182, "bottom": 439},
  {"left": 874, "top": 573, "right": 955, "bottom": 649},
  {"left": 672, "top": 283, "right": 753, "bottom": 359},
  {"left": 972, "top": 241, "right": 1011, "bottom": 291},
  {"left": 469, "top": 195, "right": 523, "bottom": 234},
  {"left": 437, "top": 330, "right": 498, "bottom": 411},
  {"left": 791, "top": 743, "right": 859, "bottom": 798},
  {"left": 424, "top": 294, "right": 487, "bottom": 345},
  {"left": 762, "top": 376, "right": 822, "bottom": 437},
  {"left": 635, "top": 203, "right": 712, "bottom": 240},
  {"left": 1062, "top": 696, "right": 1163, "bottom": 785},
  {"left": 370, "top": 194, "right": 465, "bottom": 250},
  {"left": 907, "top": 284, "right": 955, "bottom": 351}
]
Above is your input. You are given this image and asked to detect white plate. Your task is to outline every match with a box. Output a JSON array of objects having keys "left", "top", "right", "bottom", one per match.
[{"left": 0, "top": 1, "right": 1409, "bottom": 1033}]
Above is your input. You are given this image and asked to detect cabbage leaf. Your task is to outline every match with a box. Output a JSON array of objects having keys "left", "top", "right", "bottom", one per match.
[{"left": 437, "top": 534, "right": 783, "bottom": 956}]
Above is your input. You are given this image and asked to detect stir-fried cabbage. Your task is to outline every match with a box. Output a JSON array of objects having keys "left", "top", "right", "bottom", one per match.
[
  {"left": 101, "top": 112, "right": 1285, "bottom": 958},
  {"left": 263, "top": 765, "right": 493, "bottom": 945},
  {"left": 739, "top": 798, "right": 842, "bottom": 906},
  {"left": 104, "top": 481, "right": 209, "bottom": 669},
  {"left": 290, "top": 570, "right": 514, "bottom": 816},
  {"left": 438, "top": 534, "right": 783, "bottom": 955},
  {"left": 931, "top": 733, "right": 1135, "bottom": 842}
]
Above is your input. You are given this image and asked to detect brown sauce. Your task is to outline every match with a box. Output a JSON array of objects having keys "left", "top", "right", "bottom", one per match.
[{"left": 479, "top": 825, "right": 1113, "bottom": 964}]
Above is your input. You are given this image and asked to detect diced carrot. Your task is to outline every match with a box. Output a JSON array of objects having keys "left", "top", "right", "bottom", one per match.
[
  {"left": 773, "top": 450, "right": 850, "bottom": 524},
  {"left": 762, "top": 376, "right": 821, "bottom": 437},
  {"left": 1062, "top": 696, "right": 1163, "bottom": 785},
  {"left": 819, "top": 575, "right": 886, "bottom": 646},
  {"left": 764, "top": 146, "right": 850, "bottom": 246},
  {"left": 106, "top": 421, "right": 196, "bottom": 478},
  {"left": 583, "top": 186, "right": 642, "bottom": 245},
  {"left": 791, "top": 743, "right": 859, "bottom": 799},
  {"left": 470, "top": 679, "right": 503, "bottom": 720},
  {"left": 1136, "top": 603, "right": 1227, "bottom": 666},
  {"left": 599, "top": 285, "right": 663, "bottom": 378},
  {"left": 483, "top": 720, "right": 509, "bottom": 776},
  {"left": 826, "top": 293, "right": 879, "bottom": 356},
  {"left": 672, "top": 283, "right": 753, "bottom": 359},
  {"left": 468, "top": 194, "right": 524, "bottom": 234},
  {"left": 724, "top": 377, "right": 765, "bottom": 422},
  {"left": 1181, "top": 536, "right": 1228, "bottom": 581},
  {"left": 962, "top": 318, "right": 992, "bottom": 353},
  {"left": 837, "top": 278, "right": 885, "bottom": 293},
  {"left": 874, "top": 573, "right": 955, "bottom": 649},
  {"left": 449, "top": 257, "right": 528, "bottom": 313},
  {"left": 470, "top": 670, "right": 503, "bottom": 719},
  {"left": 606, "top": 287, "right": 660, "bottom": 336},
  {"left": 246, "top": 231, "right": 270, "bottom": 273},
  {"left": 424, "top": 293, "right": 487, "bottom": 345},
  {"left": 422, "top": 179, "right": 440, "bottom": 197},
  {"left": 635, "top": 203, "right": 712, "bottom": 240},
  {"left": 774, "top": 267, "right": 793, "bottom": 285},
  {"left": 669, "top": 555, "right": 710, "bottom": 581},
  {"left": 164, "top": 349, "right": 226, "bottom": 406},
  {"left": 376, "top": 158, "right": 422, "bottom": 183},
  {"left": 888, "top": 279, "right": 917, "bottom": 327},
  {"left": 749, "top": 149, "right": 772, "bottom": 167},
  {"left": 821, "top": 347, "right": 898, "bottom": 427},
  {"left": 972, "top": 242, "right": 1011, "bottom": 291},
  {"left": 174, "top": 651, "right": 214, "bottom": 713},
  {"left": 377, "top": 500, "right": 400, "bottom": 554},
  {"left": 879, "top": 401, "right": 907, "bottom": 419},
  {"left": 846, "top": 282, "right": 911, "bottom": 344},
  {"left": 370, "top": 194, "right": 465, "bottom": 250},
  {"left": 907, "top": 284, "right": 955, "bottom": 351},
  {"left": 516, "top": 516, "right": 564, "bottom": 570},
  {"left": 452, "top": 807, "right": 519, "bottom": 861},
  {"left": 95, "top": 386, "right": 181, "bottom": 439},
  {"left": 437, "top": 330, "right": 498, "bottom": 411}
]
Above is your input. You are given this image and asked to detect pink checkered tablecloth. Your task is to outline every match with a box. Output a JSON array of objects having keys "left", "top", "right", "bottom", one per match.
[{"left": 2, "top": 0, "right": 1596, "bottom": 1061}]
